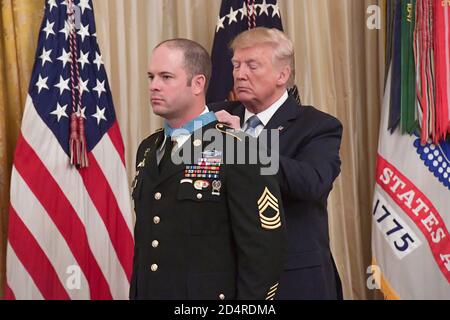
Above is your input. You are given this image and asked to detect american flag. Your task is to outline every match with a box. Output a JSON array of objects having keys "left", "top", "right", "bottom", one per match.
[{"left": 5, "top": 0, "right": 133, "bottom": 299}]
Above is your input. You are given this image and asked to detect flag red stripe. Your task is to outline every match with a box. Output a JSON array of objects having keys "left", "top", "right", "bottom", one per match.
[
  {"left": 4, "top": 282, "right": 16, "bottom": 300},
  {"left": 8, "top": 206, "right": 69, "bottom": 300},
  {"left": 14, "top": 135, "right": 113, "bottom": 299},
  {"left": 108, "top": 122, "right": 126, "bottom": 167},
  {"left": 80, "top": 154, "right": 134, "bottom": 280}
]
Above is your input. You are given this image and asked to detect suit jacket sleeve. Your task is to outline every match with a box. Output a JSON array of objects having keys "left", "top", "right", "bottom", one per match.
[
  {"left": 225, "top": 144, "right": 286, "bottom": 300},
  {"left": 279, "top": 115, "right": 343, "bottom": 201}
]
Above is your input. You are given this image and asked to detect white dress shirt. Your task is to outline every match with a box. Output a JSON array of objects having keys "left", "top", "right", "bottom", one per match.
[{"left": 242, "top": 91, "right": 289, "bottom": 137}]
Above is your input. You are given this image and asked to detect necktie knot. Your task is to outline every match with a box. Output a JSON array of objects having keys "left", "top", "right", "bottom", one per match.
[{"left": 246, "top": 115, "right": 262, "bottom": 130}]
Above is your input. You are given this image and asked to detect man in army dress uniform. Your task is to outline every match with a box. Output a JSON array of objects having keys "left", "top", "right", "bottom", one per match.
[{"left": 129, "top": 39, "right": 286, "bottom": 300}]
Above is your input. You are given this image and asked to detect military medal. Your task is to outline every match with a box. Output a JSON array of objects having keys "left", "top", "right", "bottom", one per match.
[
  {"left": 212, "top": 180, "right": 222, "bottom": 196},
  {"left": 194, "top": 180, "right": 210, "bottom": 190},
  {"left": 184, "top": 156, "right": 221, "bottom": 179}
]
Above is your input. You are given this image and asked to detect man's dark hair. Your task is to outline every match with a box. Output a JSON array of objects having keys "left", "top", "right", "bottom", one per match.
[{"left": 155, "top": 39, "right": 212, "bottom": 91}]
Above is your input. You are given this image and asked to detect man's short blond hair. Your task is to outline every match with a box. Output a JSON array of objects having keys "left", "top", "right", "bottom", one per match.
[{"left": 230, "top": 27, "right": 295, "bottom": 87}]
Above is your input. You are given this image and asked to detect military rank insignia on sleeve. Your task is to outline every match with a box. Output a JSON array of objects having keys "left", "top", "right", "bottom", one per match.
[
  {"left": 266, "top": 283, "right": 279, "bottom": 300},
  {"left": 257, "top": 187, "right": 282, "bottom": 230}
]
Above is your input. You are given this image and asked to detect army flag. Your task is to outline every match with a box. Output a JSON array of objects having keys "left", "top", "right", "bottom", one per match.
[
  {"left": 5, "top": 0, "right": 134, "bottom": 299},
  {"left": 372, "top": 0, "right": 450, "bottom": 300},
  {"left": 206, "top": 0, "right": 283, "bottom": 103},
  {"left": 434, "top": 0, "right": 450, "bottom": 140},
  {"left": 372, "top": 65, "right": 450, "bottom": 299}
]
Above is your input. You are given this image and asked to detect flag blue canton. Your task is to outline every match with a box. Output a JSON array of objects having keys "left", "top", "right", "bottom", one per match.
[
  {"left": 206, "top": 0, "right": 283, "bottom": 103},
  {"left": 29, "top": 0, "right": 116, "bottom": 156}
]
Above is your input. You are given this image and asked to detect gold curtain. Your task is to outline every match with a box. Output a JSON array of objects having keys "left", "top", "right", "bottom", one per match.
[
  {"left": 280, "top": 0, "right": 386, "bottom": 300},
  {"left": 0, "top": 0, "right": 44, "bottom": 299},
  {"left": 0, "top": 0, "right": 385, "bottom": 299}
]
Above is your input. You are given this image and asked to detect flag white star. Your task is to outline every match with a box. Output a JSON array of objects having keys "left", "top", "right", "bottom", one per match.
[
  {"left": 92, "top": 106, "right": 107, "bottom": 125},
  {"left": 228, "top": 7, "right": 239, "bottom": 25},
  {"left": 77, "top": 107, "right": 87, "bottom": 119},
  {"left": 42, "top": 20, "right": 55, "bottom": 39},
  {"left": 258, "top": 0, "right": 270, "bottom": 16},
  {"left": 92, "top": 33, "right": 97, "bottom": 38},
  {"left": 60, "top": 0, "right": 68, "bottom": 6},
  {"left": 54, "top": 76, "right": 70, "bottom": 95},
  {"left": 59, "top": 20, "right": 71, "bottom": 40},
  {"left": 271, "top": 3, "right": 281, "bottom": 18},
  {"left": 93, "top": 79, "right": 106, "bottom": 98},
  {"left": 78, "top": 50, "right": 90, "bottom": 70},
  {"left": 78, "top": 0, "right": 92, "bottom": 14},
  {"left": 57, "top": 48, "right": 71, "bottom": 68},
  {"left": 239, "top": 5, "right": 248, "bottom": 20},
  {"left": 35, "top": 75, "right": 49, "bottom": 93},
  {"left": 93, "top": 52, "right": 104, "bottom": 71},
  {"left": 216, "top": 15, "right": 226, "bottom": 32},
  {"left": 78, "top": 23, "right": 90, "bottom": 42},
  {"left": 78, "top": 78, "right": 90, "bottom": 96},
  {"left": 50, "top": 103, "right": 68, "bottom": 122},
  {"left": 47, "top": 0, "right": 57, "bottom": 11},
  {"left": 39, "top": 48, "right": 52, "bottom": 66}
]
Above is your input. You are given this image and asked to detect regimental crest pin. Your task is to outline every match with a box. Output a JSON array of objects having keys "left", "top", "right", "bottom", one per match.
[{"left": 212, "top": 180, "right": 222, "bottom": 196}]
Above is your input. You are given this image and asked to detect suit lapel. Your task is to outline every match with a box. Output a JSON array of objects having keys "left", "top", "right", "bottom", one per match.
[
  {"left": 156, "top": 150, "right": 185, "bottom": 185},
  {"left": 231, "top": 96, "right": 302, "bottom": 133},
  {"left": 231, "top": 104, "right": 246, "bottom": 128},
  {"left": 264, "top": 96, "right": 302, "bottom": 132},
  {"left": 143, "top": 132, "right": 163, "bottom": 183}
]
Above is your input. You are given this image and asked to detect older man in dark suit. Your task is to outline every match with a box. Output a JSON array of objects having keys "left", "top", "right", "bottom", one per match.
[{"left": 211, "top": 27, "right": 343, "bottom": 300}]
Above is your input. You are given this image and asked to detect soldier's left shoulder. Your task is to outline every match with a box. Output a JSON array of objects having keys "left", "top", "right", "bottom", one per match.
[{"left": 137, "top": 128, "right": 163, "bottom": 155}]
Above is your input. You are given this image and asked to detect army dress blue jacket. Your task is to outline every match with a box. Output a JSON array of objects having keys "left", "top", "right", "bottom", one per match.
[{"left": 129, "top": 121, "right": 286, "bottom": 300}]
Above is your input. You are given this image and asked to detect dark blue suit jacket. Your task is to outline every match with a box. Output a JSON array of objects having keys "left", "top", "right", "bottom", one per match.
[{"left": 210, "top": 96, "right": 343, "bottom": 299}]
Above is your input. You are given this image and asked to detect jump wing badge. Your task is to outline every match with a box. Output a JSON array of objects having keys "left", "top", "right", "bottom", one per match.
[{"left": 257, "top": 187, "right": 282, "bottom": 230}]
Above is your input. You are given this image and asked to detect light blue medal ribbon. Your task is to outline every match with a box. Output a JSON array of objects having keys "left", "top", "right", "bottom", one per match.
[{"left": 164, "top": 111, "right": 217, "bottom": 137}]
